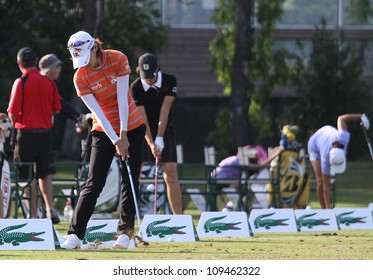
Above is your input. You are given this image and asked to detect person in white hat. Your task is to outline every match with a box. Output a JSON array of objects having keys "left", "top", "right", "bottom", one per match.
[
  {"left": 61, "top": 31, "right": 145, "bottom": 250},
  {"left": 307, "top": 113, "right": 369, "bottom": 209}
]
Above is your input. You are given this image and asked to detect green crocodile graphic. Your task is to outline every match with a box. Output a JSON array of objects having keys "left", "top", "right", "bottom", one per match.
[
  {"left": 204, "top": 215, "right": 241, "bottom": 233},
  {"left": 146, "top": 218, "right": 186, "bottom": 238},
  {"left": 254, "top": 212, "right": 289, "bottom": 229},
  {"left": 0, "top": 223, "right": 45, "bottom": 246},
  {"left": 298, "top": 213, "right": 330, "bottom": 228},
  {"left": 82, "top": 224, "right": 116, "bottom": 245},
  {"left": 336, "top": 211, "right": 366, "bottom": 226}
]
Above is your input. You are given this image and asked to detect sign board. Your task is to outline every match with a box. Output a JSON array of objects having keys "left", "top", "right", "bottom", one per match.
[
  {"left": 0, "top": 219, "right": 55, "bottom": 250},
  {"left": 57, "top": 219, "right": 137, "bottom": 249},
  {"left": 295, "top": 209, "right": 338, "bottom": 232},
  {"left": 197, "top": 211, "right": 253, "bottom": 238},
  {"left": 334, "top": 208, "right": 373, "bottom": 230},
  {"left": 248, "top": 208, "right": 298, "bottom": 233},
  {"left": 139, "top": 214, "right": 198, "bottom": 242}
]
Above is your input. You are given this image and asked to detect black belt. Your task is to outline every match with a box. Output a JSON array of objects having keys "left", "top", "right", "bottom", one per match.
[{"left": 18, "top": 128, "right": 51, "bottom": 133}]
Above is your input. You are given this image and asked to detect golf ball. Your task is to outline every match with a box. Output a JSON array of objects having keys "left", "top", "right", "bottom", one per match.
[
  {"left": 168, "top": 237, "right": 174, "bottom": 242},
  {"left": 147, "top": 184, "right": 155, "bottom": 192},
  {"left": 222, "top": 208, "right": 229, "bottom": 213}
]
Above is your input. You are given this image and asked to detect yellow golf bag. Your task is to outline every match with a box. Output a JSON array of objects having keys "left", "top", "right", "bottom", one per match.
[{"left": 267, "top": 150, "right": 311, "bottom": 209}]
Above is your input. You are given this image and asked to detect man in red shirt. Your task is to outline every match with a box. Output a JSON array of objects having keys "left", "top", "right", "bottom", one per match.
[{"left": 7, "top": 47, "right": 62, "bottom": 222}]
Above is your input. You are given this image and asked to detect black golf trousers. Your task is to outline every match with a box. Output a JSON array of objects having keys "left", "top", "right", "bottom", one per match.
[{"left": 68, "top": 124, "right": 145, "bottom": 239}]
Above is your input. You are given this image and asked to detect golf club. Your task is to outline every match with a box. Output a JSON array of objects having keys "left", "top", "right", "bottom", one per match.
[
  {"left": 124, "top": 156, "right": 141, "bottom": 228},
  {"left": 361, "top": 122, "right": 373, "bottom": 161},
  {"left": 154, "top": 156, "right": 159, "bottom": 214}
]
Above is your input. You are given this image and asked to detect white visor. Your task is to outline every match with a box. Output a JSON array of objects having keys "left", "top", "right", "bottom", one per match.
[{"left": 67, "top": 31, "right": 94, "bottom": 69}]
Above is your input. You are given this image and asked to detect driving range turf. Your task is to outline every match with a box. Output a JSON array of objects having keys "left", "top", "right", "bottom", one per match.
[{"left": 1, "top": 161, "right": 373, "bottom": 260}]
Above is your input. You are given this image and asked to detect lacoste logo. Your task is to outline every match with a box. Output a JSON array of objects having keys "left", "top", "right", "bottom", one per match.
[
  {"left": 146, "top": 218, "right": 186, "bottom": 238},
  {"left": 298, "top": 213, "right": 330, "bottom": 228},
  {"left": 254, "top": 212, "right": 289, "bottom": 229},
  {"left": 0, "top": 223, "right": 45, "bottom": 246},
  {"left": 203, "top": 215, "right": 241, "bottom": 233},
  {"left": 82, "top": 224, "right": 116, "bottom": 245},
  {"left": 336, "top": 211, "right": 366, "bottom": 226}
]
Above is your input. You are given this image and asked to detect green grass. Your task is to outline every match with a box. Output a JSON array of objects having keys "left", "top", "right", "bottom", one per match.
[
  {"left": 2, "top": 223, "right": 373, "bottom": 260},
  {"left": 2, "top": 161, "right": 373, "bottom": 260},
  {"left": 309, "top": 161, "right": 373, "bottom": 208}
]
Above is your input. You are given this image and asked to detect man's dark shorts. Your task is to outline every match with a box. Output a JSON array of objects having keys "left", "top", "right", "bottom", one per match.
[{"left": 13, "top": 129, "right": 52, "bottom": 179}]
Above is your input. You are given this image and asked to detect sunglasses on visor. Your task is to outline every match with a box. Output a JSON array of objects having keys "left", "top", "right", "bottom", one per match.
[{"left": 67, "top": 40, "right": 90, "bottom": 49}]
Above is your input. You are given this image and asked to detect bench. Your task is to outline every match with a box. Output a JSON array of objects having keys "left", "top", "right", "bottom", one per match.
[{"left": 8, "top": 160, "right": 336, "bottom": 218}]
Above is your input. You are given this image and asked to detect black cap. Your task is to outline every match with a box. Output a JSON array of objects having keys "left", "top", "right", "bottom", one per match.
[
  {"left": 17, "top": 47, "right": 37, "bottom": 63},
  {"left": 138, "top": 53, "right": 158, "bottom": 79}
]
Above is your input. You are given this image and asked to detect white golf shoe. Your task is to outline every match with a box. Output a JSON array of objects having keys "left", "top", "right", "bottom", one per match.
[
  {"left": 112, "top": 234, "right": 130, "bottom": 249},
  {"left": 61, "top": 234, "right": 81, "bottom": 249}
]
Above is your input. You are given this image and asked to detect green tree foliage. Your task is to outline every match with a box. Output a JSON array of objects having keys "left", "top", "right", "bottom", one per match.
[
  {"left": 0, "top": 0, "right": 81, "bottom": 111},
  {"left": 282, "top": 21, "right": 372, "bottom": 158},
  {"left": 208, "top": 0, "right": 288, "bottom": 156},
  {"left": 96, "top": 0, "right": 168, "bottom": 81}
]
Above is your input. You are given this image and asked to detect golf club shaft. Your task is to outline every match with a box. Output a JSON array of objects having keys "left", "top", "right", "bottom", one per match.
[
  {"left": 125, "top": 157, "right": 141, "bottom": 228},
  {"left": 154, "top": 156, "right": 159, "bottom": 214},
  {"left": 361, "top": 124, "right": 373, "bottom": 161}
]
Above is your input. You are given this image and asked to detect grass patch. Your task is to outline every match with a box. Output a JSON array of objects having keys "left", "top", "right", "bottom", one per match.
[{"left": 2, "top": 161, "right": 373, "bottom": 260}]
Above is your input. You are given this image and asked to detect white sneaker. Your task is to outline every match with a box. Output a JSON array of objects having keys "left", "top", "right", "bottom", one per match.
[
  {"left": 61, "top": 234, "right": 81, "bottom": 249},
  {"left": 128, "top": 238, "right": 137, "bottom": 249},
  {"left": 112, "top": 234, "right": 130, "bottom": 249}
]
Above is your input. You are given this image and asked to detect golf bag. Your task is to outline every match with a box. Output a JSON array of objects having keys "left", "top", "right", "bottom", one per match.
[
  {"left": 267, "top": 150, "right": 311, "bottom": 209},
  {"left": 0, "top": 152, "right": 11, "bottom": 218},
  {"left": 0, "top": 117, "right": 12, "bottom": 218}
]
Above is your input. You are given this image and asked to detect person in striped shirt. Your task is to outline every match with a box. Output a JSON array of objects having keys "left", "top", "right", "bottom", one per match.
[{"left": 61, "top": 31, "right": 145, "bottom": 250}]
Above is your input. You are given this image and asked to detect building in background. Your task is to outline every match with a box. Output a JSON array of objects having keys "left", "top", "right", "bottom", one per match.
[{"left": 154, "top": 0, "right": 373, "bottom": 162}]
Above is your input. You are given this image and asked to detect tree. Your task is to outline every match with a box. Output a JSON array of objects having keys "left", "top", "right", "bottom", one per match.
[
  {"left": 282, "top": 20, "right": 371, "bottom": 158},
  {"left": 209, "top": 0, "right": 287, "bottom": 156},
  {"left": 231, "top": 0, "right": 251, "bottom": 147}
]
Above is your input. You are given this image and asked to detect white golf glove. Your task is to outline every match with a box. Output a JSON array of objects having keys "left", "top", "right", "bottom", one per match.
[
  {"left": 361, "top": 113, "right": 370, "bottom": 130},
  {"left": 155, "top": 136, "right": 165, "bottom": 153}
]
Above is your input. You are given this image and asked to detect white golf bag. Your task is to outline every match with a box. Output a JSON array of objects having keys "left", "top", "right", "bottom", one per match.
[{"left": 0, "top": 117, "right": 12, "bottom": 218}]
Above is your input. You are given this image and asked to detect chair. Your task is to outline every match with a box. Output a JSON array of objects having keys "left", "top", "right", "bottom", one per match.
[
  {"left": 11, "top": 161, "right": 37, "bottom": 218},
  {"left": 204, "top": 146, "right": 216, "bottom": 165}
]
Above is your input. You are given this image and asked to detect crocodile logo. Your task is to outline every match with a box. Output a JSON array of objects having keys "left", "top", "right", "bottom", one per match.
[
  {"left": 204, "top": 215, "right": 241, "bottom": 233},
  {"left": 82, "top": 224, "right": 116, "bottom": 245},
  {"left": 146, "top": 218, "right": 186, "bottom": 238},
  {"left": 298, "top": 213, "right": 330, "bottom": 228},
  {"left": 0, "top": 223, "right": 45, "bottom": 246},
  {"left": 254, "top": 212, "right": 289, "bottom": 229},
  {"left": 336, "top": 211, "right": 366, "bottom": 226}
]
